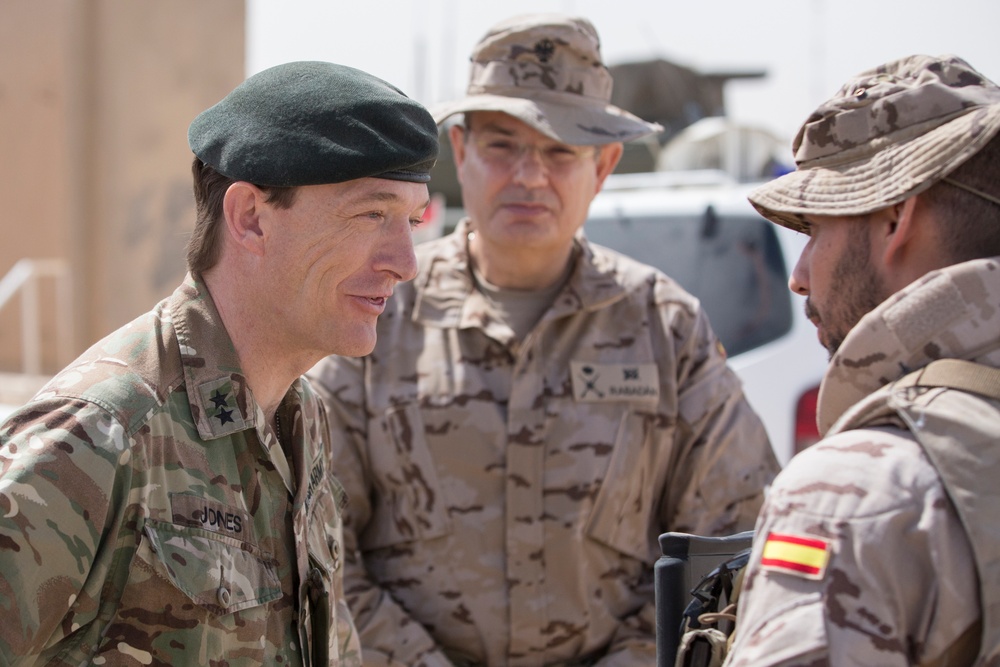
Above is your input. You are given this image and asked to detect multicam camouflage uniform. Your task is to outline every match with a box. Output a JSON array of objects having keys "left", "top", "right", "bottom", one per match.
[
  {"left": 725, "top": 258, "right": 1000, "bottom": 666},
  {"left": 307, "top": 220, "right": 778, "bottom": 667},
  {"left": 0, "top": 275, "right": 361, "bottom": 666}
]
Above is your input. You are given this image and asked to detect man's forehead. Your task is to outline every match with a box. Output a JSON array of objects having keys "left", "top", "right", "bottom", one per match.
[
  {"left": 801, "top": 211, "right": 876, "bottom": 231},
  {"left": 300, "top": 177, "right": 429, "bottom": 207},
  {"left": 467, "top": 111, "right": 577, "bottom": 145}
]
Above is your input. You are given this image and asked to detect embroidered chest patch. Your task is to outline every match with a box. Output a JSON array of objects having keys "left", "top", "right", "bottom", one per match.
[
  {"left": 570, "top": 362, "right": 659, "bottom": 402},
  {"left": 760, "top": 532, "right": 831, "bottom": 580},
  {"left": 171, "top": 493, "right": 253, "bottom": 541}
]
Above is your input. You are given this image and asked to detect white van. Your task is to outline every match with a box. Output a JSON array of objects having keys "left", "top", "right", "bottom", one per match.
[{"left": 585, "top": 171, "right": 828, "bottom": 465}]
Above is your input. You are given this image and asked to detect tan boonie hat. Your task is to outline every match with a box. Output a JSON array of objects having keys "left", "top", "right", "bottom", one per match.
[
  {"left": 750, "top": 54, "right": 1000, "bottom": 233},
  {"left": 432, "top": 13, "right": 663, "bottom": 145}
]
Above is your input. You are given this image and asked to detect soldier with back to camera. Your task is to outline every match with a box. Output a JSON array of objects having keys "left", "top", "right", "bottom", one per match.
[{"left": 723, "top": 54, "right": 1000, "bottom": 667}]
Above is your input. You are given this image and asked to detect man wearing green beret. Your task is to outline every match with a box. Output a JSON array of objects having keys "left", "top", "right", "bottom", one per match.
[
  {"left": 0, "top": 61, "right": 438, "bottom": 666},
  {"left": 308, "top": 14, "right": 778, "bottom": 667}
]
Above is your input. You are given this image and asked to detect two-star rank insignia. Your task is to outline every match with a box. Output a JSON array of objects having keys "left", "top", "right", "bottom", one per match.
[{"left": 210, "top": 388, "right": 235, "bottom": 425}]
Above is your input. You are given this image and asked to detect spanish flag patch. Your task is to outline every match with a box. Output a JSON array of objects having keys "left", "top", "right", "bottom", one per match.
[{"left": 760, "top": 532, "right": 831, "bottom": 580}]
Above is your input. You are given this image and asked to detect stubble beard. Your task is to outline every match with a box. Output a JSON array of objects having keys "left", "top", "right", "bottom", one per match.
[{"left": 812, "top": 235, "right": 888, "bottom": 359}]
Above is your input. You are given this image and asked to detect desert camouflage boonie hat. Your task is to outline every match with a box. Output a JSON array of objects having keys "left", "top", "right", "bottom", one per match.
[
  {"left": 749, "top": 54, "right": 1000, "bottom": 233},
  {"left": 431, "top": 13, "right": 663, "bottom": 146}
]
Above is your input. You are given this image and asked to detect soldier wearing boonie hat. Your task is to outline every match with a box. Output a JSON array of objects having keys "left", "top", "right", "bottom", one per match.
[
  {"left": 0, "top": 60, "right": 437, "bottom": 666},
  {"left": 724, "top": 55, "right": 1000, "bottom": 667},
  {"left": 431, "top": 13, "right": 662, "bottom": 144},
  {"left": 308, "top": 13, "right": 778, "bottom": 667},
  {"left": 748, "top": 54, "right": 1000, "bottom": 233}
]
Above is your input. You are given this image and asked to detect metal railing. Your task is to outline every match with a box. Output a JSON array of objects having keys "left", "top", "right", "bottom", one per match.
[{"left": 0, "top": 259, "right": 74, "bottom": 375}]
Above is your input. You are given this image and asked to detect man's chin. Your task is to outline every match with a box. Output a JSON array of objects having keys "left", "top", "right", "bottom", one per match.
[
  {"left": 823, "top": 333, "right": 844, "bottom": 360},
  {"left": 327, "top": 328, "right": 377, "bottom": 358}
]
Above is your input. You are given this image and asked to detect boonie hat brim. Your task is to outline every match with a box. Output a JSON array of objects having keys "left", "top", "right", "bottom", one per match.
[
  {"left": 750, "top": 105, "right": 1000, "bottom": 233},
  {"left": 432, "top": 91, "right": 661, "bottom": 146},
  {"left": 749, "top": 54, "right": 1000, "bottom": 234}
]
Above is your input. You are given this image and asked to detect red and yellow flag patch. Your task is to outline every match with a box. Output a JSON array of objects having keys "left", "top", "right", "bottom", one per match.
[{"left": 760, "top": 532, "right": 831, "bottom": 580}]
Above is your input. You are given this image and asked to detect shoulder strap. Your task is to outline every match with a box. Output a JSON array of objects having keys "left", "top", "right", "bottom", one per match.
[
  {"left": 891, "top": 358, "right": 1000, "bottom": 666},
  {"left": 895, "top": 359, "right": 1000, "bottom": 401}
]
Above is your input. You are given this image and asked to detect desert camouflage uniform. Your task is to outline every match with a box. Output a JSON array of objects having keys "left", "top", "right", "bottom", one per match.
[
  {"left": 0, "top": 275, "right": 361, "bottom": 666},
  {"left": 308, "top": 220, "right": 778, "bottom": 667},
  {"left": 725, "top": 257, "right": 1000, "bottom": 666}
]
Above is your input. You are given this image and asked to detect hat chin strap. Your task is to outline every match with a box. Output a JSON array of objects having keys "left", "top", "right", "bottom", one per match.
[{"left": 942, "top": 176, "right": 1000, "bottom": 208}]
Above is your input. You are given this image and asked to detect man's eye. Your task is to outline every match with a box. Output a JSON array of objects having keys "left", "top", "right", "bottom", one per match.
[
  {"left": 546, "top": 146, "right": 579, "bottom": 163},
  {"left": 486, "top": 140, "right": 516, "bottom": 152}
]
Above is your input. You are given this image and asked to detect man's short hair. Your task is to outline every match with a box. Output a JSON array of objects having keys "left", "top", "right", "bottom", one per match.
[
  {"left": 922, "top": 134, "right": 1000, "bottom": 262},
  {"left": 186, "top": 159, "right": 296, "bottom": 275}
]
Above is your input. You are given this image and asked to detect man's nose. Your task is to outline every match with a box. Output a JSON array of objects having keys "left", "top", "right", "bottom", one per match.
[
  {"left": 379, "top": 220, "right": 418, "bottom": 283},
  {"left": 511, "top": 146, "right": 549, "bottom": 187},
  {"left": 788, "top": 251, "right": 809, "bottom": 295}
]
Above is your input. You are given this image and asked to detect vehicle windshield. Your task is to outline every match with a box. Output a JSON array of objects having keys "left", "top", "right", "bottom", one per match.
[{"left": 584, "top": 207, "right": 793, "bottom": 357}]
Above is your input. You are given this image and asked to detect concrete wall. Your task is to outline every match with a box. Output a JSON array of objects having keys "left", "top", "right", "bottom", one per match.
[{"left": 0, "top": 0, "right": 244, "bottom": 377}]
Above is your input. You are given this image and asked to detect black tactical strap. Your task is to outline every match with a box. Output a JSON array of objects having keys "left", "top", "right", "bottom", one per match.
[{"left": 896, "top": 359, "right": 1000, "bottom": 402}]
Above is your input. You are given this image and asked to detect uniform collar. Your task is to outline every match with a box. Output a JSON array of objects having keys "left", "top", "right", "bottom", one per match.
[
  {"left": 818, "top": 256, "right": 1000, "bottom": 433},
  {"left": 170, "top": 274, "right": 262, "bottom": 441},
  {"left": 411, "top": 218, "right": 629, "bottom": 337}
]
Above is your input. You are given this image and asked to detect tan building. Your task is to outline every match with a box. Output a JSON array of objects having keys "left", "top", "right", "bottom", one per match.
[{"left": 0, "top": 0, "right": 244, "bottom": 402}]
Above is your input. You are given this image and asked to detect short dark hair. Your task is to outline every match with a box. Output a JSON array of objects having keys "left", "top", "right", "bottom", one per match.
[
  {"left": 186, "top": 158, "right": 298, "bottom": 274},
  {"left": 922, "top": 133, "right": 1000, "bottom": 263}
]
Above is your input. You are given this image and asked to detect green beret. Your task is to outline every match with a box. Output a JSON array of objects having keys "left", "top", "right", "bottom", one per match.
[{"left": 188, "top": 61, "right": 439, "bottom": 186}]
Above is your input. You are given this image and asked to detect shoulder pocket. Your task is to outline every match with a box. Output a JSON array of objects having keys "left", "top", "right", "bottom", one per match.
[{"left": 142, "top": 520, "right": 281, "bottom": 615}]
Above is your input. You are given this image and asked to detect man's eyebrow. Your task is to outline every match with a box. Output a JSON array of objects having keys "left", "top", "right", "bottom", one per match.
[
  {"left": 356, "top": 191, "right": 431, "bottom": 210},
  {"left": 364, "top": 191, "right": 401, "bottom": 202},
  {"left": 472, "top": 122, "right": 514, "bottom": 136}
]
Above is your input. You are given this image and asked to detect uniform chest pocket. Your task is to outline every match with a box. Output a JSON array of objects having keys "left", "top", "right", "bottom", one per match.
[
  {"left": 585, "top": 409, "right": 658, "bottom": 563},
  {"left": 362, "top": 402, "right": 451, "bottom": 550},
  {"left": 141, "top": 519, "right": 282, "bottom": 615}
]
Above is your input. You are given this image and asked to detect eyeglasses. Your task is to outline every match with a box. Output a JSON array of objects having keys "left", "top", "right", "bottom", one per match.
[{"left": 464, "top": 128, "right": 596, "bottom": 172}]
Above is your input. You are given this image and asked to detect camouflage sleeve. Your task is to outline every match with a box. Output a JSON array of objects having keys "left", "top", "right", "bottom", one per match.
[
  {"left": 724, "top": 428, "right": 979, "bottom": 666},
  {"left": 659, "top": 300, "right": 780, "bottom": 536},
  {"left": 0, "top": 399, "right": 126, "bottom": 664},
  {"left": 593, "top": 291, "right": 776, "bottom": 665},
  {"left": 594, "top": 615, "right": 657, "bottom": 666},
  {"left": 307, "top": 357, "right": 455, "bottom": 667}
]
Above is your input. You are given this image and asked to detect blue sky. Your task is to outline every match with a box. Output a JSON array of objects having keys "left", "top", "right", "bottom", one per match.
[{"left": 247, "top": 0, "right": 1000, "bottom": 144}]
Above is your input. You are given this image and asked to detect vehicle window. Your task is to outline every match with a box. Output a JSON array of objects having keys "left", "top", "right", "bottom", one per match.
[{"left": 584, "top": 207, "right": 793, "bottom": 357}]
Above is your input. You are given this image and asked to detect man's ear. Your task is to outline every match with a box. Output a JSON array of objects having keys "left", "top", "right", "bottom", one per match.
[
  {"left": 449, "top": 123, "right": 468, "bottom": 174},
  {"left": 593, "top": 142, "right": 624, "bottom": 194},
  {"left": 222, "top": 182, "right": 267, "bottom": 257},
  {"left": 880, "top": 197, "right": 919, "bottom": 270}
]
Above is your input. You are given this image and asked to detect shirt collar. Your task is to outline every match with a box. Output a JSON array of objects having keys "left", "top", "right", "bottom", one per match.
[
  {"left": 170, "top": 274, "right": 258, "bottom": 441},
  {"left": 411, "top": 219, "right": 629, "bottom": 332}
]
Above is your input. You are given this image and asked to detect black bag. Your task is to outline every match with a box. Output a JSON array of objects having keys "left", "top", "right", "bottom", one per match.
[
  {"left": 673, "top": 547, "right": 752, "bottom": 667},
  {"left": 654, "top": 531, "right": 754, "bottom": 667}
]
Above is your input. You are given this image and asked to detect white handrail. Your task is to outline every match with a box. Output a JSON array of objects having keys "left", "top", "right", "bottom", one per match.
[{"left": 0, "top": 259, "right": 74, "bottom": 375}]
